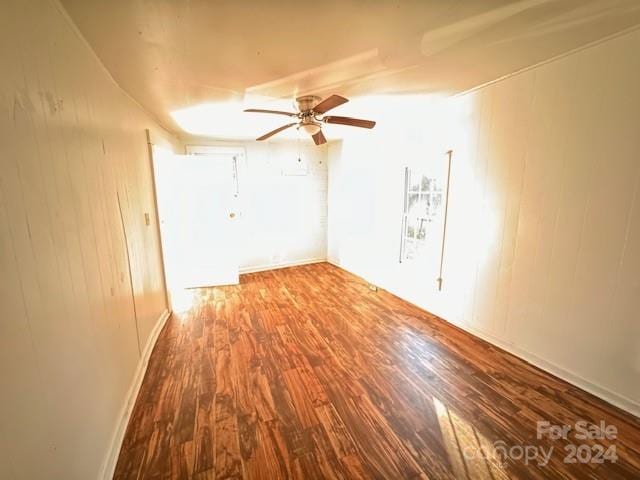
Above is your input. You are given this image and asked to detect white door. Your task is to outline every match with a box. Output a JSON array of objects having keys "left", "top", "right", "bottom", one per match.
[{"left": 154, "top": 152, "right": 240, "bottom": 289}]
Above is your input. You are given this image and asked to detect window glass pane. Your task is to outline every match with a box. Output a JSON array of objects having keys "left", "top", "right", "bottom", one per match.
[
  {"left": 405, "top": 216, "right": 417, "bottom": 238},
  {"left": 409, "top": 171, "right": 420, "bottom": 192},
  {"left": 410, "top": 195, "right": 427, "bottom": 218},
  {"left": 416, "top": 218, "right": 427, "bottom": 240},
  {"left": 407, "top": 193, "right": 420, "bottom": 213},
  {"left": 404, "top": 239, "right": 416, "bottom": 260},
  {"left": 431, "top": 192, "right": 443, "bottom": 216},
  {"left": 421, "top": 175, "right": 432, "bottom": 192}
]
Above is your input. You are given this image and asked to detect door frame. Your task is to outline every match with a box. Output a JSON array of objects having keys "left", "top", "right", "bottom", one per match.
[{"left": 151, "top": 144, "right": 246, "bottom": 306}]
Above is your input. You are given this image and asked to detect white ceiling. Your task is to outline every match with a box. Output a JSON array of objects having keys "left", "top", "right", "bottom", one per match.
[{"left": 61, "top": 0, "right": 640, "bottom": 139}]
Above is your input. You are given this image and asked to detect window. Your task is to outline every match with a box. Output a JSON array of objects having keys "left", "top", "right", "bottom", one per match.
[
  {"left": 400, "top": 167, "right": 444, "bottom": 262},
  {"left": 185, "top": 145, "right": 244, "bottom": 196}
]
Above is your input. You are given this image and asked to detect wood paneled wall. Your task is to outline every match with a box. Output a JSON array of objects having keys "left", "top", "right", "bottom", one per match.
[
  {"left": 444, "top": 29, "right": 640, "bottom": 412},
  {"left": 0, "top": 0, "right": 178, "bottom": 478},
  {"left": 327, "top": 29, "right": 640, "bottom": 416}
]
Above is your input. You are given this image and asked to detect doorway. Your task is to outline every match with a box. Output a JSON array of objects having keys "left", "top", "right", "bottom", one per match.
[{"left": 153, "top": 148, "right": 242, "bottom": 297}]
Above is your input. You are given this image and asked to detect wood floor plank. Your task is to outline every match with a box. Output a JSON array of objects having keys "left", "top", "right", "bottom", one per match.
[{"left": 114, "top": 263, "right": 640, "bottom": 479}]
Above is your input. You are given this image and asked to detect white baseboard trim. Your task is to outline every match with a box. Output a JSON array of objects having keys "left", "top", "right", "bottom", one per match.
[
  {"left": 99, "top": 308, "right": 172, "bottom": 480},
  {"left": 240, "top": 258, "right": 326, "bottom": 274},
  {"left": 326, "top": 260, "right": 640, "bottom": 419},
  {"left": 461, "top": 324, "right": 640, "bottom": 419},
  {"left": 326, "top": 259, "right": 342, "bottom": 269}
]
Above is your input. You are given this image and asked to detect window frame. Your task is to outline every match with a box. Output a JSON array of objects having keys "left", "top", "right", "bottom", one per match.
[{"left": 399, "top": 167, "right": 445, "bottom": 263}]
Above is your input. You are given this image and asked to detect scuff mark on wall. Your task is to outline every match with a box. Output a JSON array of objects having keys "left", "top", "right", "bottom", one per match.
[
  {"left": 13, "top": 89, "right": 35, "bottom": 122},
  {"left": 39, "top": 90, "right": 64, "bottom": 115}
]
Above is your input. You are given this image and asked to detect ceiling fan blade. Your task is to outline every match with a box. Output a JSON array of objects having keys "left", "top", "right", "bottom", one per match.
[
  {"left": 312, "top": 130, "right": 327, "bottom": 146},
  {"left": 312, "top": 94, "right": 348, "bottom": 114},
  {"left": 256, "top": 123, "right": 297, "bottom": 141},
  {"left": 244, "top": 108, "right": 298, "bottom": 117},
  {"left": 323, "top": 116, "right": 376, "bottom": 129}
]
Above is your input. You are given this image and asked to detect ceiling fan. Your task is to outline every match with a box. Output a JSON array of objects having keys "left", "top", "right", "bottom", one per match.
[{"left": 244, "top": 94, "right": 376, "bottom": 145}]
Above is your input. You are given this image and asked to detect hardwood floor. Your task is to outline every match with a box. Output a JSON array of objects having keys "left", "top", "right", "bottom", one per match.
[{"left": 114, "top": 263, "right": 640, "bottom": 479}]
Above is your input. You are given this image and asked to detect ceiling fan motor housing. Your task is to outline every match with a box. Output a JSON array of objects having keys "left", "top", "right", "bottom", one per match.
[
  {"left": 300, "top": 115, "right": 320, "bottom": 126},
  {"left": 295, "top": 95, "right": 322, "bottom": 113},
  {"left": 298, "top": 102, "right": 322, "bottom": 134}
]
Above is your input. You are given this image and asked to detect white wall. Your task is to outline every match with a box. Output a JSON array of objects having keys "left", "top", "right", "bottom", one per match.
[
  {"left": 0, "top": 0, "right": 177, "bottom": 478},
  {"left": 328, "top": 29, "right": 640, "bottom": 416},
  {"left": 184, "top": 139, "right": 328, "bottom": 273}
]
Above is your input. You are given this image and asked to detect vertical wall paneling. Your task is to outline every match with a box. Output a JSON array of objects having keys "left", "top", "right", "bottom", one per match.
[
  {"left": 0, "top": 0, "right": 179, "bottom": 477},
  {"left": 327, "top": 29, "right": 640, "bottom": 415}
]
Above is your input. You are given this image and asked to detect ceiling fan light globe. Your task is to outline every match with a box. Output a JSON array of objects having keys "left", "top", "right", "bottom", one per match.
[{"left": 300, "top": 123, "right": 321, "bottom": 135}]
